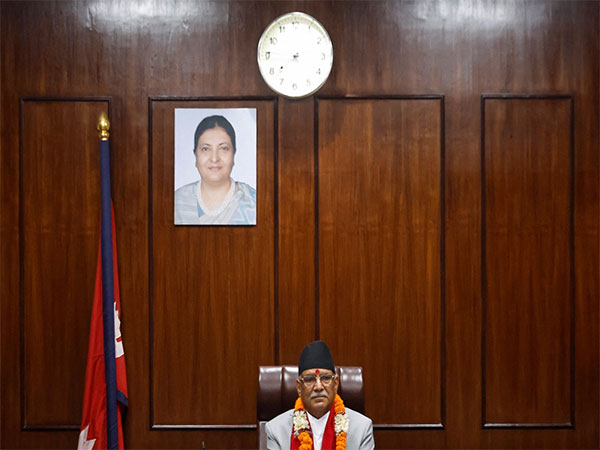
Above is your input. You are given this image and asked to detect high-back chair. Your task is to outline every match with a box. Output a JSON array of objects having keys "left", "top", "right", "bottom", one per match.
[{"left": 257, "top": 365, "right": 364, "bottom": 450}]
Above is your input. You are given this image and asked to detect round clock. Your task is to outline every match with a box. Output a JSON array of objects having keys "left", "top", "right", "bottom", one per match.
[{"left": 257, "top": 12, "right": 334, "bottom": 99}]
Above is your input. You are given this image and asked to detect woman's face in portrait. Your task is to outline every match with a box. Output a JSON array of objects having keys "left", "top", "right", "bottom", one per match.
[{"left": 194, "top": 126, "right": 234, "bottom": 185}]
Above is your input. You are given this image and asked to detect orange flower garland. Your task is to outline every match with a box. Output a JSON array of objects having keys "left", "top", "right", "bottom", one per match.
[
  {"left": 292, "top": 394, "right": 348, "bottom": 450},
  {"left": 332, "top": 395, "right": 348, "bottom": 450},
  {"left": 293, "top": 397, "right": 313, "bottom": 450},
  {"left": 298, "top": 431, "right": 312, "bottom": 450}
]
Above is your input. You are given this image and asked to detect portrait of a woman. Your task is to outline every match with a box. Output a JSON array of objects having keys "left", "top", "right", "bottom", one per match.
[{"left": 174, "top": 115, "right": 257, "bottom": 225}]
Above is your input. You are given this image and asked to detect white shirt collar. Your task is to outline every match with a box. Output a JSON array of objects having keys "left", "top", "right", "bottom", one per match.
[{"left": 307, "top": 410, "right": 330, "bottom": 450}]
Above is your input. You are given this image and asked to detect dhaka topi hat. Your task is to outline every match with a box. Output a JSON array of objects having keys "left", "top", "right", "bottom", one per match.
[{"left": 298, "top": 340, "right": 335, "bottom": 374}]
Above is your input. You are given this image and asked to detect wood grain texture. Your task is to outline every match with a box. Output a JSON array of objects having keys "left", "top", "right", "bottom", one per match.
[
  {"left": 317, "top": 98, "right": 443, "bottom": 426},
  {"left": 277, "top": 97, "right": 317, "bottom": 364},
  {"left": 150, "top": 99, "right": 275, "bottom": 426},
  {"left": 21, "top": 100, "right": 108, "bottom": 428},
  {"left": 482, "top": 97, "right": 573, "bottom": 426},
  {"left": 1, "top": 0, "right": 597, "bottom": 448}
]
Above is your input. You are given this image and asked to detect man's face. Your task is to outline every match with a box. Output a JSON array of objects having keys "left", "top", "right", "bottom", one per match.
[{"left": 296, "top": 368, "right": 339, "bottom": 419}]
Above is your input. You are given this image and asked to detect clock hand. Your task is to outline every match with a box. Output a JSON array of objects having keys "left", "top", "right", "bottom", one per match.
[{"left": 279, "top": 52, "right": 300, "bottom": 72}]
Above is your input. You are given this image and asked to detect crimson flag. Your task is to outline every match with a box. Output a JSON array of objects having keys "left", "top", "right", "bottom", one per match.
[{"left": 78, "top": 135, "right": 128, "bottom": 449}]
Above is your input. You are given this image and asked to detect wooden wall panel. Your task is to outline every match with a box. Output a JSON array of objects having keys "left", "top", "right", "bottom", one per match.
[
  {"left": 1, "top": 1, "right": 598, "bottom": 449},
  {"left": 482, "top": 97, "right": 573, "bottom": 427},
  {"left": 149, "top": 99, "right": 276, "bottom": 427},
  {"left": 277, "top": 98, "right": 317, "bottom": 364},
  {"left": 20, "top": 99, "right": 109, "bottom": 429},
  {"left": 318, "top": 98, "right": 444, "bottom": 426}
]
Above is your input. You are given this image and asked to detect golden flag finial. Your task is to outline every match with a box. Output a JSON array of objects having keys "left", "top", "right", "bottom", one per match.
[{"left": 97, "top": 112, "right": 110, "bottom": 141}]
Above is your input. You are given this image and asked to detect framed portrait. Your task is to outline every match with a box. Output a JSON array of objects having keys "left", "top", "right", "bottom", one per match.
[{"left": 174, "top": 108, "right": 257, "bottom": 225}]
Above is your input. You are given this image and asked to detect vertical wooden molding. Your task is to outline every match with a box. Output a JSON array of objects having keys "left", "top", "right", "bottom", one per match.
[
  {"left": 315, "top": 94, "right": 446, "bottom": 429},
  {"left": 19, "top": 96, "right": 111, "bottom": 431},
  {"left": 480, "top": 94, "right": 575, "bottom": 430},
  {"left": 147, "top": 96, "right": 277, "bottom": 429}
]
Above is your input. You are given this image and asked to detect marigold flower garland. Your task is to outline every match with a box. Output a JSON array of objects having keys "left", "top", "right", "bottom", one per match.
[
  {"left": 292, "top": 394, "right": 348, "bottom": 450},
  {"left": 333, "top": 394, "right": 348, "bottom": 450}
]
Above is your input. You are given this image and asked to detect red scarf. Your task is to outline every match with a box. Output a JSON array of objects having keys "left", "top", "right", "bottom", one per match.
[{"left": 290, "top": 405, "right": 336, "bottom": 450}]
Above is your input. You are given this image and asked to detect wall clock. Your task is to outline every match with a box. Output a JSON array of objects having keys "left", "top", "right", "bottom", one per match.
[{"left": 257, "top": 12, "right": 334, "bottom": 99}]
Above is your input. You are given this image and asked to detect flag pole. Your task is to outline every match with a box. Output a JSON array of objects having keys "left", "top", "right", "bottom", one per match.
[{"left": 97, "top": 113, "right": 119, "bottom": 449}]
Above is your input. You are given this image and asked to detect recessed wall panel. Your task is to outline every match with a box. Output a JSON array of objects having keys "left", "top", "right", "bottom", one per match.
[
  {"left": 149, "top": 99, "right": 276, "bottom": 427},
  {"left": 21, "top": 99, "right": 108, "bottom": 428},
  {"left": 318, "top": 98, "right": 444, "bottom": 426},
  {"left": 483, "top": 96, "right": 573, "bottom": 426}
]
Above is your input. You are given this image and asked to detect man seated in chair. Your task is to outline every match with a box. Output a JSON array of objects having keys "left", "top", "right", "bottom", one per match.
[{"left": 266, "top": 341, "right": 375, "bottom": 450}]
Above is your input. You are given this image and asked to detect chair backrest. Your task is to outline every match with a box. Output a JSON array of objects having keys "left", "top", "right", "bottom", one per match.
[{"left": 257, "top": 365, "right": 364, "bottom": 450}]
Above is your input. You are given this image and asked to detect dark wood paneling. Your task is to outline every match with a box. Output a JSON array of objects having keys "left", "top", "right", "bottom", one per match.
[
  {"left": 20, "top": 99, "right": 109, "bottom": 428},
  {"left": 149, "top": 98, "right": 276, "bottom": 427},
  {"left": 482, "top": 96, "right": 573, "bottom": 427},
  {"left": 277, "top": 97, "right": 317, "bottom": 364},
  {"left": 1, "top": 1, "right": 598, "bottom": 449},
  {"left": 317, "top": 97, "right": 444, "bottom": 426}
]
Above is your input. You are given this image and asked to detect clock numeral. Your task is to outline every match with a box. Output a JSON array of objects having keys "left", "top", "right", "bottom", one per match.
[
  {"left": 280, "top": 78, "right": 284, "bottom": 85},
  {"left": 265, "top": 51, "right": 270, "bottom": 59},
  {"left": 292, "top": 83, "right": 297, "bottom": 90},
  {"left": 306, "top": 79, "right": 311, "bottom": 86},
  {"left": 292, "top": 21, "right": 298, "bottom": 28},
  {"left": 321, "top": 53, "right": 326, "bottom": 60},
  {"left": 316, "top": 68, "right": 321, "bottom": 75},
  {"left": 270, "top": 37, "right": 278, "bottom": 45},
  {"left": 279, "top": 25, "right": 285, "bottom": 33},
  {"left": 269, "top": 67, "right": 274, "bottom": 75},
  {"left": 317, "top": 37, "right": 321, "bottom": 44}
]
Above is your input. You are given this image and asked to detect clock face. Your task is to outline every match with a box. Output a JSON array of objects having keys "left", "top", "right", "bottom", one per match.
[{"left": 257, "top": 12, "right": 333, "bottom": 98}]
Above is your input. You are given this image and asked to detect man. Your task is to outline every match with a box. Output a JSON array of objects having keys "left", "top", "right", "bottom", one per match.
[{"left": 266, "top": 341, "right": 374, "bottom": 450}]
